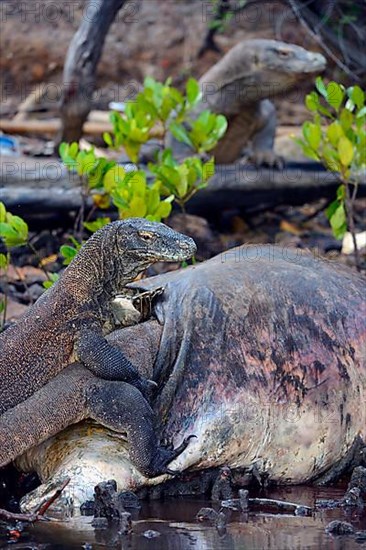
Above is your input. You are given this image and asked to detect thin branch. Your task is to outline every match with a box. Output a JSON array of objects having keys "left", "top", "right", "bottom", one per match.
[
  {"left": 36, "top": 478, "right": 70, "bottom": 516},
  {"left": 344, "top": 179, "right": 361, "bottom": 271},
  {"left": 287, "top": 0, "right": 361, "bottom": 81},
  {"left": 0, "top": 509, "right": 48, "bottom": 523},
  {"left": 0, "top": 478, "right": 70, "bottom": 525}
]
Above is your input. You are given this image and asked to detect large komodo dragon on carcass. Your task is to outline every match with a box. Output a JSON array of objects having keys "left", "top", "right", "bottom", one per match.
[
  {"left": 178, "top": 39, "right": 326, "bottom": 165},
  {"left": 16, "top": 245, "right": 366, "bottom": 511},
  {"left": 0, "top": 219, "right": 197, "bottom": 477}
]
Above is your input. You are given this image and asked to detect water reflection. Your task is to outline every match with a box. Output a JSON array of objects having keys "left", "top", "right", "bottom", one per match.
[{"left": 0, "top": 486, "right": 365, "bottom": 549}]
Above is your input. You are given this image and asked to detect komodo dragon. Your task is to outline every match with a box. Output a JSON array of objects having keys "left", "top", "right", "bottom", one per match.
[
  {"left": 0, "top": 219, "right": 196, "bottom": 477},
  {"left": 174, "top": 39, "right": 326, "bottom": 166}
]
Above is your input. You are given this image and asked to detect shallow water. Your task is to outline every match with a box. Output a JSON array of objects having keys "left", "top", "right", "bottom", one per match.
[{"left": 1, "top": 485, "right": 365, "bottom": 549}]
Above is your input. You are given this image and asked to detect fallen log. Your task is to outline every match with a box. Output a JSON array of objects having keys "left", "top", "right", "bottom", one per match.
[
  {"left": 0, "top": 115, "right": 163, "bottom": 138},
  {"left": 1, "top": 158, "right": 365, "bottom": 219},
  {"left": 0, "top": 118, "right": 112, "bottom": 136}
]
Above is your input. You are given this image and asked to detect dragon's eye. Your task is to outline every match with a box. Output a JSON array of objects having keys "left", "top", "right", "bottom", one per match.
[
  {"left": 278, "top": 49, "right": 291, "bottom": 58},
  {"left": 139, "top": 231, "right": 155, "bottom": 241}
]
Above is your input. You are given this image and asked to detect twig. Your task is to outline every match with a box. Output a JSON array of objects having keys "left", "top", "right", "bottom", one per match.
[
  {"left": 287, "top": 0, "right": 361, "bottom": 81},
  {"left": 0, "top": 509, "right": 48, "bottom": 523},
  {"left": 344, "top": 181, "right": 361, "bottom": 271},
  {"left": 249, "top": 497, "right": 312, "bottom": 513},
  {"left": 221, "top": 496, "right": 312, "bottom": 514},
  {"left": 12, "top": 266, "right": 34, "bottom": 306},
  {"left": 36, "top": 477, "right": 71, "bottom": 516},
  {"left": 0, "top": 477, "right": 70, "bottom": 524},
  {"left": 27, "top": 242, "right": 53, "bottom": 283},
  {"left": 198, "top": 0, "right": 230, "bottom": 58}
]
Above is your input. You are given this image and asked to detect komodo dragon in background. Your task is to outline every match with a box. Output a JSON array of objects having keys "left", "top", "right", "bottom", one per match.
[
  {"left": 173, "top": 39, "right": 326, "bottom": 166},
  {"left": 0, "top": 219, "right": 196, "bottom": 477}
]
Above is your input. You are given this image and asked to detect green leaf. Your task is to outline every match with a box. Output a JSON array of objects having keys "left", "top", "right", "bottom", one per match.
[
  {"left": 348, "top": 85, "right": 364, "bottom": 109},
  {"left": 338, "top": 136, "right": 354, "bottom": 167},
  {"left": 69, "top": 236, "right": 82, "bottom": 250},
  {"left": 58, "top": 142, "right": 68, "bottom": 160},
  {"left": 315, "top": 76, "right": 327, "bottom": 98},
  {"left": 0, "top": 253, "right": 8, "bottom": 269},
  {"left": 307, "top": 122, "right": 322, "bottom": 149},
  {"left": 103, "top": 132, "right": 113, "bottom": 147},
  {"left": 326, "top": 121, "right": 343, "bottom": 146},
  {"left": 83, "top": 217, "right": 111, "bottom": 233},
  {"left": 214, "top": 115, "right": 228, "bottom": 140},
  {"left": 60, "top": 245, "right": 78, "bottom": 266},
  {"left": 326, "top": 82, "right": 344, "bottom": 111},
  {"left": 128, "top": 196, "right": 147, "bottom": 218},
  {"left": 186, "top": 78, "right": 201, "bottom": 105},
  {"left": 202, "top": 157, "right": 215, "bottom": 182},
  {"left": 43, "top": 272, "right": 60, "bottom": 289},
  {"left": 325, "top": 197, "right": 340, "bottom": 221},
  {"left": 322, "top": 146, "right": 341, "bottom": 172},
  {"left": 328, "top": 203, "right": 347, "bottom": 239},
  {"left": 294, "top": 137, "right": 320, "bottom": 160},
  {"left": 0, "top": 222, "right": 27, "bottom": 247},
  {"left": 356, "top": 106, "right": 366, "bottom": 118},
  {"left": 169, "top": 122, "right": 194, "bottom": 148},
  {"left": 153, "top": 199, "right": 173, "bottom": 220},
  {"left": 103, "top": 165, "right": 126, "bottom": 192},
  {"left": 69, "top": 142, "right": 79, "bottom": 159},
  {"left": 0, "top": 202, "right": 6, "bottom": 223},
  {"left": 305, "top": 91, "right": 319, "bottom": 112},
  {"left": 12, "top": 215, "right": 28, "bottom": 238},
  {"left": 77, "top": 150, "right": 96, "bottom": 176},
  {"left": 336, "top": 184, "right": 346, "bottom": 201},
  {"left": 339, "top": 108, "right": 354, "bottom": 130}
]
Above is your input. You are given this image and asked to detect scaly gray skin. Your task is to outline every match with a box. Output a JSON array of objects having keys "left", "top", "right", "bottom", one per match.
[
  {"left": 0, "top": 218, "right": 196, "bottom": 477},
  {"left": 191, "top": 39, "right": 326, "bottom": 165}
]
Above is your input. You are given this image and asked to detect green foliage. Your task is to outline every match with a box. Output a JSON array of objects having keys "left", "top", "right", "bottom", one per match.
[
  {"left": 296, "top": 77, "right": 365, "bottom": 241},
  {"left": 83, "top": 217, "right": 111, "bottom": 233},
  {"left": 149, "top": 150, "right": 215, "bottom": 209},
  {"left": 0, "top": 201, "right": 28, "bottom": 248},
  {"left": 104, "top": 77, "right": 203, "bottom": 163},
  {"left": 170, "top": 110, "right": 227, "bottom": 154},
  {"left": 43, "top": 272, "right": 60, "bottom": 289},
  {"left": 105, "top": 169, "right": 174, "bottom": 221},
  {"left": 59, "top": 142, "right": 116, "bottom": 192},
  {"left": 0, "top": 202, "right": 29, "bottom": 329},
  {"left": 0, "top": 250, "right": 10, "bottom": 327},
  {"left": 60, "top": 76, "right": 227, "bottom": 224},
  {"left": 325, "top": 185, "right": 347, "bottom": 239}
]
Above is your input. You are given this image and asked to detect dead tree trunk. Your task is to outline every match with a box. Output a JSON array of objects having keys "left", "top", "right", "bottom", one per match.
[{"left": 59, "top": 0, "right": 131, "bottom": 145}]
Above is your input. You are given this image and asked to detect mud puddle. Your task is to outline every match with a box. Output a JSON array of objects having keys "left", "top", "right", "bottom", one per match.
[{"left": 1, "top": 485, "right": 365, "bottom": 549}]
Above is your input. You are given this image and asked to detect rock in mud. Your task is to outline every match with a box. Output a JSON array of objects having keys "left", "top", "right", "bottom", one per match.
[
  {"left": 196, "top": 507, "right": 219, "bottom": 522},
  {"left": 211, "top": 466, "right": 233, "bottom": 501},
  {"left": 92, "top": 479, "right": 133, "bottom": 534},
  {"left": 239, "top": 489, "right": 249, "bottom": 511},
  {"left": 345, "top": 466, "right": 366, "bottom": 502},
  {"left": 143, "top": 530, "right": 161, "bottom": 538},
  {"left": 326, "top": 520, "right": 355, "bottom": 535}
]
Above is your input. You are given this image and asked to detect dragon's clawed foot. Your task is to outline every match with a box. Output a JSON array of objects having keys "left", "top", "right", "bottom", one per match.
[
  {"left": 243, "top": 150, "right": 285, "bottom": 170},
  {"left": 149, "top": 435, "right": 197, "bottom": 478},
  {"left": 160, "top": 437, "right": 174, "bottom": 451}
]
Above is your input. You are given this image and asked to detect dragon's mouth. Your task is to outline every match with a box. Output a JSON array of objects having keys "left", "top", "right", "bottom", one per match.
[{"left": 133, "top": 242, "right": 197, "bottom": 263}]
